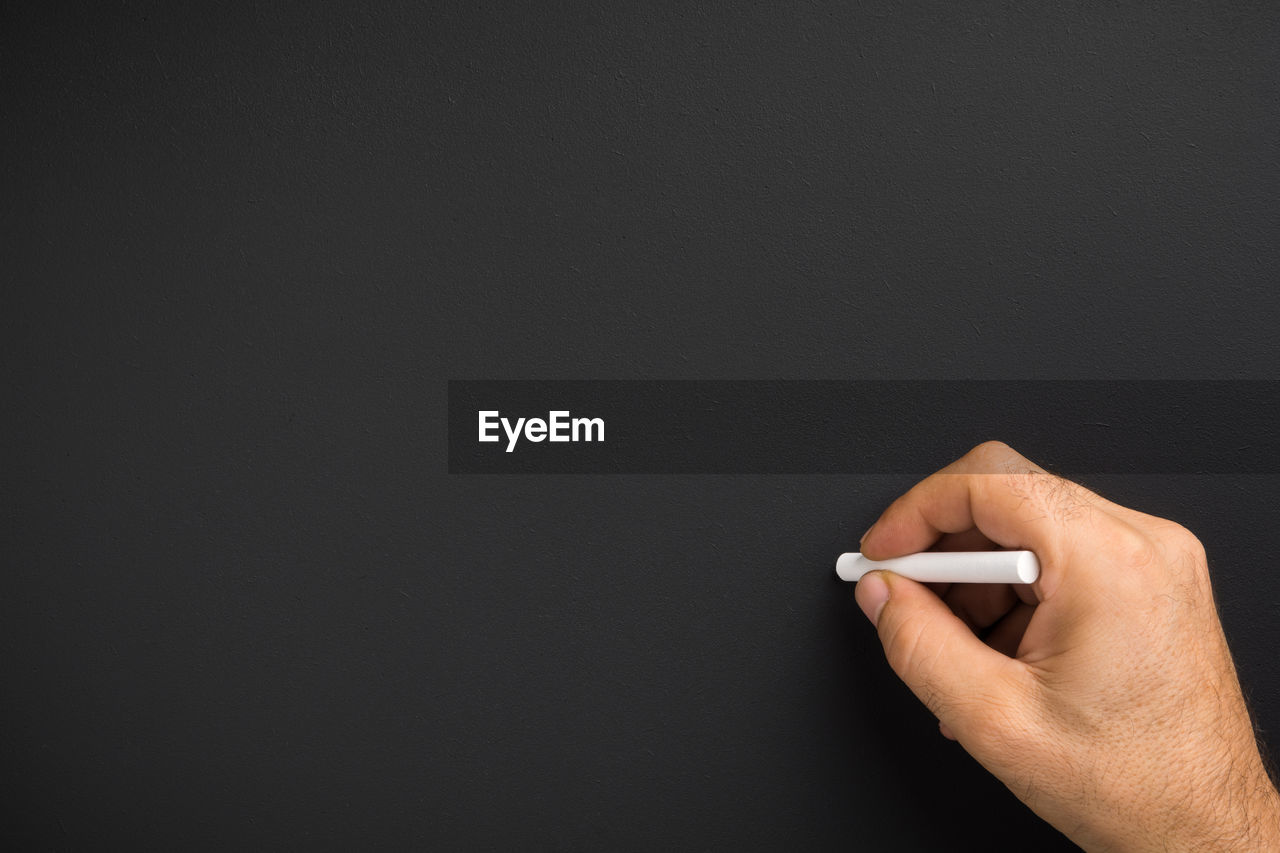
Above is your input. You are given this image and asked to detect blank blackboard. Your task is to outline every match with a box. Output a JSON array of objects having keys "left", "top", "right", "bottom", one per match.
[{"left": 5, "top": 2, "right": 1279, "bottom": 849}]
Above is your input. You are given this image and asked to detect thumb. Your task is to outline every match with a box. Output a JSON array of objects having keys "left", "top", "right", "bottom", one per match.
[{"left": 855, "top": 571, "right": 1028, "bottom": 738}]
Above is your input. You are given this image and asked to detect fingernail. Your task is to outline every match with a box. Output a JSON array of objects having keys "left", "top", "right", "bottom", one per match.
[
  {"left": 859, "top": 524, "right": 874, "bottom": 546},
  {"left": 854, "top": 571, "right": 890, "bottom": 627}
]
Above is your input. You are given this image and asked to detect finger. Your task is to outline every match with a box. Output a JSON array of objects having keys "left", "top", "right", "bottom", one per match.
[
  {"left": 869, "top": 532, "right": 988, "bottom": 602},
  {"left": 855, "top": 570, "right": 1029, "bottom": 738},
  {"left": 943, "top": 582, "right": 1018, "bottom": 633},
  {"left": 924, "top": 581, "right": 952, "bottom": 599},
  {"left": 925, "top": 530, "right": 990, "bottom": 603},
  {"left": 872, "top": 529, "right": 990, "bottom": 602},
  {"left": 861, "top": 441, "right": 1135, "bottom": 600},
  {"left": 933, "top": 528, "right": 996, "bottom": 552},
  {"left": 982, "top": 601, "right": 1037, "bottom": 658}
]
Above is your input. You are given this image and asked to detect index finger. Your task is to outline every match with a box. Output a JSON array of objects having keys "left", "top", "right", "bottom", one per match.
[{"left": 860, "top": 441, "right": 1133, "bottom": 600}]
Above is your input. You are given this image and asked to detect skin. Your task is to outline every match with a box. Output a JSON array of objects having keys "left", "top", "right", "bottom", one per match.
[{"left": 854, "top": 441, "right": 1280, "bottom": 852}]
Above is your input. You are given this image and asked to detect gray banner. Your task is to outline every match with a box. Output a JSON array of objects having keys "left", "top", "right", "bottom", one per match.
[{"left": 449, "top": 380, "right": 1279, "bottom": 474}]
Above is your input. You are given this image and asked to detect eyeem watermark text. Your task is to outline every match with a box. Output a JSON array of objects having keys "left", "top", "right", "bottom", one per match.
[{"left": 477, "top": 410, "right": 605, "bottom": 452}]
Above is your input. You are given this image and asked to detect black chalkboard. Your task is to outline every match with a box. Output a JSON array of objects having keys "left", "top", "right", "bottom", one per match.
[{"left": 5, "top": 2, "right": 1279, "bottom": 849}]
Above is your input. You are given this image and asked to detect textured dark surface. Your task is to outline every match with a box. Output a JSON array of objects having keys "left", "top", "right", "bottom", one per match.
[{"left": 4, "top": 2, "right": 1280, "bottom": 850}]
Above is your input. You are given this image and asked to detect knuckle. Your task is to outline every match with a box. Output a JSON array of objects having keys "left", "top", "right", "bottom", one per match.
[
  {"left": 1001, "top": 469, "right": 1096, "bottom": 525},
  {"left": 967, "top": 699, "right": 1037, "bottom": 757},
  {"left": 1170, "top": 523, "right": 1207, "bottom": 564},
  {"left": 967, "top": 440, "right": 1022, "bottom": 472},
  {"left": 1113, "top": 525, "right": 1158, "bottom": 572},
  {"left": 1100, "top": 525, "right": 1160, "bottom": 599},
  {"left": 1158, "top": 522, "right": 1211, "bottom": 588},
  {"left": 973, "top": 439, "right": 1014, "bottom": 456}
]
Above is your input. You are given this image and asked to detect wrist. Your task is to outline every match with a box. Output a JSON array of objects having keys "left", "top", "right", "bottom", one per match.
[
  {"left": 1241, "top": 783, "right": 1280, "bottom": 850},
  {"left": 1081, "top": 758, "right": 1280, "bottom": 852},
  {"left": 1163, "top": 770, "right": 1280, "bottom": 853}
]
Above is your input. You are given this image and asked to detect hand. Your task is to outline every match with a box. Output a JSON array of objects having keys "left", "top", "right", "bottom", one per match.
[{"left": 854, "top": 441, "right": 1280, "bottom": 851}]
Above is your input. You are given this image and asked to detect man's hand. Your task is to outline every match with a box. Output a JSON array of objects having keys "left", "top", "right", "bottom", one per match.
[{"left": 854, "top": 441, "right": 1280, "bottom": 851}]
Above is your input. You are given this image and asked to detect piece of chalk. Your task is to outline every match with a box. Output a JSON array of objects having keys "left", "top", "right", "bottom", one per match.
[{"left": 835, "top": 550, "right": 1040, "bottom": 584}]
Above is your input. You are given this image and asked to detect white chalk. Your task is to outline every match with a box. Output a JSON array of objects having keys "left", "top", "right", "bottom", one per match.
[{"left": 835, "top": 550, "right": 1040, "bottom": 584}]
